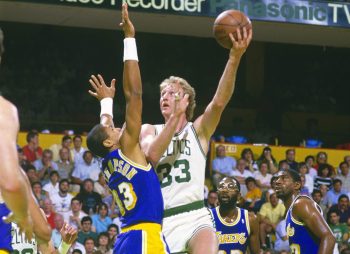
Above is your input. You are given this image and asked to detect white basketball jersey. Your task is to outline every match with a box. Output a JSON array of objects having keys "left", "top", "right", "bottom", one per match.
[
  {"left": 154, "top": 122, "right": 206, "bottom": 209},
  {"left": 11, "top": 222, "right": 38, "bottom": 254}
]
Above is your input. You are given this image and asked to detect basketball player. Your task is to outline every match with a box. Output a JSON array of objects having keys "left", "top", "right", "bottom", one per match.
[
  {"left": 86, "top": 4, "right": 186, "bottom": 253},
  {"left": 211, "top": 177, "right": 260, "bottom": 254},
  {"left": 0, "top": 27, "right": 33, "bottom": 253},
  {"left": 275, "top": 169, "right": 336, "bottom": 254},
  {"left": 136, "top": 14, "right": 253, "bottom": 254}
]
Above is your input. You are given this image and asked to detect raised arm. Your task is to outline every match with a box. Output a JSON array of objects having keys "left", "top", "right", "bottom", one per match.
[
  {"left": 0, "top": 97, "right": 33, "bottom": 240},
  {"left": 294, "top": 198, "right": 336, "bottom": 254},
  {"left": 119, "top": 3, "right": 143, "bottom": 153},
  {"left": 194, "top": 28, "right": 253, "bottom": 147}
]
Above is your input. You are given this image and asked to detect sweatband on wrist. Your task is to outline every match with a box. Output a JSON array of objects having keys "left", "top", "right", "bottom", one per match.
[
  {"left": 123, "top": 38, "right": 138, "bottom": 62},
  {"left": 58, "top": 241, "right": 71, "bottom": 254},
  {"left": 100, "top": 97, "right": 113, "bottom": 118}
]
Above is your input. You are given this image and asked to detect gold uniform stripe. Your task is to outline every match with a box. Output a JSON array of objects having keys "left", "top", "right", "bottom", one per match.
[{"left": 0, "top": 250, "right": 9, "bottom": 254}]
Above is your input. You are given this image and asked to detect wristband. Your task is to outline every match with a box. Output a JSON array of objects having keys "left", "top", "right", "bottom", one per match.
[
  {"left": 100, "top": 98, "right": 113, "bottom": 118},
  {"left": 123, "top": 38, "right": 138, "bottom": 62},
  {"left": 58, "top": 241, "right": 71, "bottom": 254}
]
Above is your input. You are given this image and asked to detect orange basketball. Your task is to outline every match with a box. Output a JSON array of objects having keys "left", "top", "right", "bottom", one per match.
[{"left": 213, "top": 10, "right": 252, "bottom": 49}]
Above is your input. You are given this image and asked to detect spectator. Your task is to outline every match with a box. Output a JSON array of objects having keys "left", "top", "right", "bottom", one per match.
[
  {"left": 51, "top": 213, "right": 64, "bottom": 249},
  {"left": 72, "top": 151, "right": 100, "bottom": 185},
  {"left": 328, "top": 195, "right": 350, "bottom": 224},
  {"left": 18, "top": 147, "right": 30, "bottom": 170},
  {"left": 206, "top": 190, "right": 218, "bottom": 209},
  {"left": 22, "top": 130, "right": 42, "bottom": 163},
  {"left": 324, "top": 179, "right": 346, "bottom": 208},
  {"left": 314, "top": 164, "right": 333, "bottom": 190},
  {"left": 298, "top": 162, "right": 314, "bottom": 193},
  {"left": 64, "top": 197, "right": 88, "bottom": 230},
  {"left": 51, "top": 179, "right": 73, "bottom": 216},
  {"left": 258, "top": 192, "right": 285, "bottom": 250},
  {"left": 279, "top": 148, "right": 298, "bottom": 170},
  {"left": 305, "top": 155, "right": 318, "bottom": 178},
  {"left": 300, "top": 175, "right": 310, "bottom": 196},
  {"left": 43, "top": 198, "right": 56, "bottom": 229},
  {"left": 254, "top": 161, "right": 272, "bottom": 191},
  {"left": 32, "top": 181, "right": 48, "bottom": 208},
  {"left": 231, "top": 158, "right": 253, "bottom": 196},
  {"left": 94, "top": 172, "right": 110, "bottom": 199},
  {"left": 211, "top": 145, "right": 236, "bottom": 187},
  {"left": 336, "top": 162, "right": 350, "bottom": 193},
  {"left": 311, "top": 189, "right": 328, "bottom": 218},
  {"left": 76, "top": 179, "right": 102, "bottom": 215},
  {"left": 26, "top": 164, "right": 40, "bottom": 184},
  {"left": 33, "top": 149, "right": 58, "bottom": 184},
  {"left": 71, "top": 135, "right": 86, "bottom": 166},
  {"left": 257, "top": 147, "right": 278, "bottom": 174},
  {"left": 91, "top": 203, "right": 113, "bottom": 234},
  {"left": 95, "top": 232, "right": 112, "bottom": 254},
  {"left": 77, "top": 217, "right": 98, "bottom": 245},
  {"left": 315, "top": 151, "right": 334, "bottom": 174},
  {"left": 328, "top": 210, "right": 349, "bottom": 246},
  {"left": 244, "top": 177, "right": 262, "bottom": 212},
  {"left": 43, "top": 170, "right": 60, "bottom": 197},
  {"left": 56, "top": 147, "right": 74, "bottom": 181},
  {"left": 50, "top": 135, "right": 72, "bottom": 162},
  {"left": 84, "top": 237, "right": 96, "bottom": 254},
  {"left": 241, "top": 148, "right": 258, "bottom": 172},
  {"left": 107, "top": 224, "right": 119, "bottom": 249},
  {"left": 274, "top": 219, "right": 290, "bottom": 253}
]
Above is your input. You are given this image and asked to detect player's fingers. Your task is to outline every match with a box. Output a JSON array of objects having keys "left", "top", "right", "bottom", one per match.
[
  {"left": 236, "top": 28, "right": 242, "bottom": 42},
  {"left": 91, "top": 75, "right": 100, "bottom": 87},
  {"left": 97, "top": 74, "right": 107, "bottom": 86},
  {"left": 89, "top": 79, "right": 98, "bottom": 91},
  {"left": 183, "top": 93, "right": 189, "bottom": 102},
  {"left": 111, "top": 79, "right": 116, "bottom": 90},
  {"left": 242, "top": 27, "right": 247, "bottom": 40},
  {"left": 228, "top": 33, "right": 237, "bottom": 47},
  {"left": 88, "top": 90, "right": 98, "bottom": 98}
]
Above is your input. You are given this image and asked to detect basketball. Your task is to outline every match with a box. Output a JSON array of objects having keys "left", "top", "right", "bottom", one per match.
[{"left": 213, "top": 10, "right": 252, "bottom": 49}]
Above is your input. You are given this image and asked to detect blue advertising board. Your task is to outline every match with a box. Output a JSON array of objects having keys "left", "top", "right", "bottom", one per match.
[{"left": 4, "top": 0, "right": 350, "bottom": 28}]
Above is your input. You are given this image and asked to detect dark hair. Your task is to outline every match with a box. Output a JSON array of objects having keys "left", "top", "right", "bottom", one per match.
[
  {"left": 97, "top": 232, "right": 110, "bottom": 247},
  {"left": 208, "top": 190, "right": 217, "bottom": 196},
  {"left": 49, "top": 170, "right": 59, "bottom": 178},
  {"left": 318, "top": 164, "right": 332, "bottom": 177},
  {"left": 73, "top": 135, "right": 82, "bottom": 141},
  {"left": 62, "top": 135, "right": 72, "bottom": 143},
  {"left": 285, "top": 148, "right": 295, "bottom": 155},
  {"left": 97, "top": 202, "right": 109, "bottom": 216},
  {"left": 72, "top": 250, "right": 83, "bottom": 254},
  {"left": 241, "top": 148, "right": 254, "bottom": 160},
  {"left": 297, "top": 162, "right": 307, "bottom": 172},
  {"left": 339, "top": 161, "right": 349, "bottom": 168},
  {"left": 26, "top": 164, "right": 36, "bottom": 172},
  {"left": 338, "top": 194, "right": 349, "bottom": 203},
  {"left": 245, "top": 177, "right": 256, "bottom": 186},
  {"left": 305, "top": 155, "right": 315, "bottom": 162},
  {"left": 71, "top": 197, "right": 82, "bottom": 204},
  {"left": 26, "top": 131, "right": 38, "bottom": 143},
  {"left": 333, "top": 179, "right": 342, "bottom": 186},
  {"left": 81, "top": 216, "right": 92, "bottom": 224},
  {"left": 107, "top": 224, "right": 120, "bottom": 235},
  {"left": 270, "top": 175, "right": 278, "bottom": 186},
  {"left": 84, "top": 236, "right": 95, "bottom": 245},
  {"left": 329, "top": 210, "right": 340, "bottom": 217},
  {"left": 87, "top": 124, "right": 110, "bottom": 158},
  {"left": 258, "top": 147, "right": 276, "bottom": 163},
  {"left": 311, "top": 189, "right": 322, "bottom": 197},
  {"left": 31, "top": 181, "right": 42, "bottom": 188},
  {"left": 59, "top": 179, "right": 69, "bottom": 186}
]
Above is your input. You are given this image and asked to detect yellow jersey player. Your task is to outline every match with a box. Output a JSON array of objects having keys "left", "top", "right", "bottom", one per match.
[{"left": 86, "top": 4, "right": 187, "bottom": 253}]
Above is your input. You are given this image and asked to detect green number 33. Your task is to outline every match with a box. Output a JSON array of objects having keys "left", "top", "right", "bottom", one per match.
[{"left": 157, "top": 159, "right": 191, "bottom": 188}]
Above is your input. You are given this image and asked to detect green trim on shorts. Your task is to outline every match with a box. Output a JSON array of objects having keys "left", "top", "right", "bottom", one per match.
[{"left": 164, "top": 200, "right": 204, "bottom": 218}]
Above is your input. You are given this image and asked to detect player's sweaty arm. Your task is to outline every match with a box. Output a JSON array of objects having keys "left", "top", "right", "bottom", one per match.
[
  {"left": 294, "top": 198, "right": 336, "bottom": 254},
  {"left": 248, "top": 212, "right": 260, "bottom": 254},
  {"left": 0, "top": 97, "right": 32, "bottom": 239},
  {"left": 194, "top": 28, "right": 252, "bottom": 147}
]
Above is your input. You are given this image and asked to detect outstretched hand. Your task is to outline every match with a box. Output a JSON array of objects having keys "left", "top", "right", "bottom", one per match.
[
  {"left": 229, "top": 27, "right": 253, "bottom": 57},
  {"left": 173, "top": 93, "right": 189, "bottom": 117},
  {"left": 88, "top": 74, "right": 116, "bottom": 101},
  {"left": 120, "top": 3, "right": 135, "bottom": 38},
  {"left": 60, "top": 222, "right": 78, "bottom": 245}
]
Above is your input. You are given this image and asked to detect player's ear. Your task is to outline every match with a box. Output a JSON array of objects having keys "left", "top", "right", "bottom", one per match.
[{"left": 103, "top": 139, "right": 114, "bottom": 148}]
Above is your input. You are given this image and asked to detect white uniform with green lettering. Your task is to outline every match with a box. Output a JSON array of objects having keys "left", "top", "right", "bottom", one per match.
[
  {"left": 154, "top": 122, "right": 214, "bottom": 253},
  {"left": 11, "top": 222, "right": 38, "bottom": 254}
]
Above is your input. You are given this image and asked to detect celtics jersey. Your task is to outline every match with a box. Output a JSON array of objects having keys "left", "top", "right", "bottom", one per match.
[
  {"left": 154, "top": 122, "right": 206, "bottom": 210},
  {"left": 11, "top": 222, "right": 38, "bottom": 254},
  {"left": 211, "top": 207, "right": 250, "bottom": 254}
]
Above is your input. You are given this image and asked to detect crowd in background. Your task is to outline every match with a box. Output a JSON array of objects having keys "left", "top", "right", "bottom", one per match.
[
  {"left": 210, "top": 143, "right": 350, "bottom": 253},
  {"left": 18, "top": 129, "right": 350, "bottom": 254}
]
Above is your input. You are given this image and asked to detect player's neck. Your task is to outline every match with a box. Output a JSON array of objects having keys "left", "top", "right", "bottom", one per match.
[
  {"left": 219, "top": 205, "right": 238, "bottom": 219},
  {"left": 165, "top": 114, "right": 188, "bottom": 133},
  {"left": 284, "top": 193, "right": 299, "bottom": 210}
]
